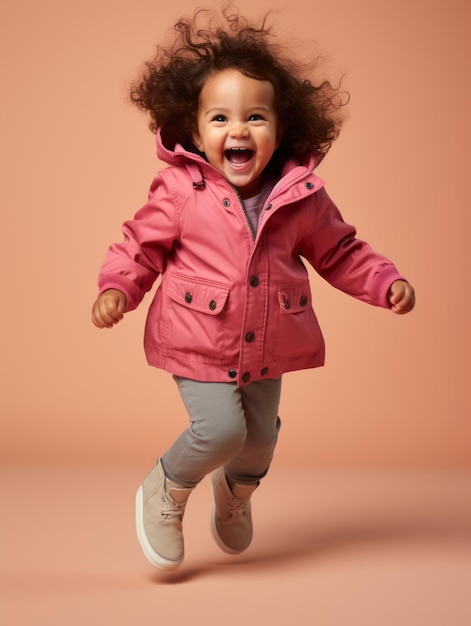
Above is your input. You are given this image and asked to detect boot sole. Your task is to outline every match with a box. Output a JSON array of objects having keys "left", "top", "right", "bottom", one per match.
[{"left": 135, "top": 486, "right": 183, "bottom": 571}]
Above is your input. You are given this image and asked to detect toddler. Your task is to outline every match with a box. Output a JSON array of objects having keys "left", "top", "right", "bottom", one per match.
[{"left": 92, "top": 8, "right": 415, "bottom": 571}]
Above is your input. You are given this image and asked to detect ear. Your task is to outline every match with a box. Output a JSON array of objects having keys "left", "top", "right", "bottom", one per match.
[
  {"left": 275, "top": 122, "right": 284, "bottom": 150},
  {"left": 192, "top": 128, "right": 204, "bottom": 153}
]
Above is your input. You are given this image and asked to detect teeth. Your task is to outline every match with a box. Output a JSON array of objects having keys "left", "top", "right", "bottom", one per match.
[{"left": 225, "top": 148, "right": 253, "bottom": 165}]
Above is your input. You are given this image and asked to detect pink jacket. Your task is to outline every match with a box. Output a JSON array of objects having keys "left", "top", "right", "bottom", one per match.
[{"left": 97, "top": 131, "right": 406, "bottom": 386}]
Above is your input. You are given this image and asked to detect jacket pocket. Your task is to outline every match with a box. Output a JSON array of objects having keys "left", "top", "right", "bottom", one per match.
[
  {"left": 165, "top": 273, "right": 230, "bottom": 360},
  {"left": 274, "top": 280, "right": 322, "bottom": 356}
]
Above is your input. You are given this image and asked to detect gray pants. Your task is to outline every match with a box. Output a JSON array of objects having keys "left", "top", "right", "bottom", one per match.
[{"left": 162, "top": 376, "right": 282, "bottom": 488}]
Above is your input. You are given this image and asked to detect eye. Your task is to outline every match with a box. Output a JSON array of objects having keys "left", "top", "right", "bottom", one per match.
[
  {"left": 248, "top": 114, "right": 264, "bottom": 122},
  {"left": 211, "top": 114, "right": 227, "bottom": 123}
]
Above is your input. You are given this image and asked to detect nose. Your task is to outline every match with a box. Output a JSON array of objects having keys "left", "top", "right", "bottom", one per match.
[{"left": 229, "top": 121, "right": 249, "bottom": 138}]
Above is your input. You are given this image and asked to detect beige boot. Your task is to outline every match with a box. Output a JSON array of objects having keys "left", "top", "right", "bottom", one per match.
[
  {"left": 136, "top": 459, "right": 193, "bottom": 571},
  {"left": 211, "top": 467, "right": 258, "bottom": 554}
]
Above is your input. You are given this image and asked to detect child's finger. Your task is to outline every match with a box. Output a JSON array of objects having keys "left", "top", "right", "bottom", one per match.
[
  {"left": 388, "top": 283, "right": 404, "bottom": 306},
  {"left": 103, "top": 296, "right": 124, "bottom": 321}
]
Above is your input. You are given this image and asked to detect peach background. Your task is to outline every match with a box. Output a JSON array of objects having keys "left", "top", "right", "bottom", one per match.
[
  {"left": 1, "top": 0, "right": 470, "bottom": 469},
  {"left": 2, "top": 2, "right": 471, "bottom": 625}
]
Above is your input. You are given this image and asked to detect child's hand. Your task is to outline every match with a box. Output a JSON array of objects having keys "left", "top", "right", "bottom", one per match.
[
  {"left": 388, "top": 280, "right": 415, "bottom": 314},
  {"left": 92, "top": 289, "right": 127, "bottom": 328}
]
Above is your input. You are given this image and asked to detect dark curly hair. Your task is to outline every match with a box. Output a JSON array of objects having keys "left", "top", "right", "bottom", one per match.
[{"left": 130, "top": 7, "right": 348, "bottom": 161}]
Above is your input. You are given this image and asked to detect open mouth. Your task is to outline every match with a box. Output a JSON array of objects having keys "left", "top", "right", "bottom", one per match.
[{"left": 225, "top": 148, "right": 254, "bottom": 166}]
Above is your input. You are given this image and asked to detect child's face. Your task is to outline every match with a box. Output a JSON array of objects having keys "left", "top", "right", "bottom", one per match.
[{"left": 192, "top": 69, "right": 281, "bottom": 199}]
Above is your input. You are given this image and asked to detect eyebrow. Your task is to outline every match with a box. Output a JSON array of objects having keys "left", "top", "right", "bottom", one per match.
[{"left": 203, "top": 105, "right": 273, "bottom": 115}]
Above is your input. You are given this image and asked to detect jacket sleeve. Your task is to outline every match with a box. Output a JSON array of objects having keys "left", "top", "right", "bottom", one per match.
[
  {"left": 300, "top": 187, "right": 407, "bottom": 308},
  {"left": 97, "top": 172, "right": 181, "bottom": 312}
]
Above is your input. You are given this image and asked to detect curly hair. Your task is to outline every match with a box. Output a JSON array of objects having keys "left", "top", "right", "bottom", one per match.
[{"left": 130, "top": 7, "right": 348, "bottom": 160}]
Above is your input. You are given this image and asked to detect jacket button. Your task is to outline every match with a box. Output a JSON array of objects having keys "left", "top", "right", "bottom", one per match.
[
  {"left": 245, "top": 331, "right": 255, "bottom": 342},
  {"left": 242, "top": 372, "right": 251, "bottom": 383},
  {"left": 300, "top": 295, "right": 308, "bottom": 306},
  {"left": 304, "top": 182, "right": 314, "bottom": 189},
  {"left": 208, "top": 300, "right": 217, "bottom": 310},
  {"left": 250, "top": 275, "right": 259, "bottom": 287},
  {"left": 223, "top": 198, "right": 231, "bottom": 207},
  {"left": 228, "top": 369, "right": 237, "bottom": 379},
  {"left": 284, "top": 299, "right": 290, "bottom": 309},
  {"left": 185, "top": 292, "right": 192, "bottom": 303},
  {"left": 265, "top": 203, "right": 272, "bottom": 210},
  {"left": 261, "top": 367, "right": 269, "bottom": 376}
]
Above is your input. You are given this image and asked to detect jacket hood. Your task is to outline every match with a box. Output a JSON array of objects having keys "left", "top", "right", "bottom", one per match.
[
  {"left": 155, "top": 128, "right": 324, "bottom": 177},
  {"left": 156, "top": 128, "right": 206, "bottom": 167}
]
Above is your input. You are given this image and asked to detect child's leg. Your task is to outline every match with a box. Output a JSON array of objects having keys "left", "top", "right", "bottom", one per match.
[
  {"left": 161, "top": 377, "right": 250, "bottom": 487},
  {"left": 210, "top": 377, "right": 282, "bottom": 554},
  {"left": 224, "top": 377, "right": 282, "bottom": 485}
]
